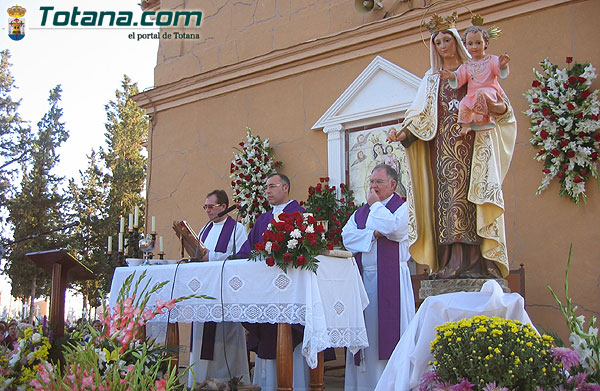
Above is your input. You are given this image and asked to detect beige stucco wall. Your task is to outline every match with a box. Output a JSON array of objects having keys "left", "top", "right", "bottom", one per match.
[{"left": 139, "top": 0, "right": 600, "bottom": 340}]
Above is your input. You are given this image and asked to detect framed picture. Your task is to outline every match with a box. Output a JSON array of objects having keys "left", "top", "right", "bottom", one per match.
[{"left": 346, "top": 124, "right": 408, "bottom": 205}]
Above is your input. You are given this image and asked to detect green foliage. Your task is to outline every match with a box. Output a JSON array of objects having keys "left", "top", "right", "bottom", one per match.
[
  {"left": 548, "top": 245, "right": 600, "bottom": 383},
  {"left": 67, "top": 150, "right": 110, "bottom": 309},
  {"left": 5, "top": 85, "right": 70, "bottom": 300},
  {"left": 101, "top": 75, "right": 147, "bottom": 223},
  {"left": 0, "top": 49, "right": 31, "bottom": 226},
  {"left": 428, "top": 315, "right": 563, "bottom": 390}
]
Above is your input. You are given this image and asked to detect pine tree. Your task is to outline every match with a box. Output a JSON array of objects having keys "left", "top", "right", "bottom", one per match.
[
  {"left": 0, "top": 50, "right": 31, "bottom": 227},
  {"left": 100, "top": 75, "right": 148, "bottom": 286},
  {"left": 66, "top": 150, "right": 109, "bottom": 313},
  {"left": 101, "top": 75, "right": 148, "bottom": 225},
  {"left": 5, "top": 86, "right": 69, "bottom": 305}
]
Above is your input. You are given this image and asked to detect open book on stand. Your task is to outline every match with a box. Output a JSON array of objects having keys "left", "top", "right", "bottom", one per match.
[{"left": 172, "top": 220, "right": 207, "bottom": 259}]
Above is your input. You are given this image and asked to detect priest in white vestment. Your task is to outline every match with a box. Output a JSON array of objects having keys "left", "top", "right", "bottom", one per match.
[
  {"left": 342, "top": 164, "right": 415, "bottom": 391},
  {"left": 188, "top": 190, "right": 250, "bottom": 386}
]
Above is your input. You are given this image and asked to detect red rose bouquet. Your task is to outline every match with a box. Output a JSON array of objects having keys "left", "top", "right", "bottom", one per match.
[
  {"left": 249, "top": 211, "right": 329, "bottom": 273},
  {"left": 302, "top": 177, "right": 360, "bottom": 250},
  {"left": 524, "top": 57, "right": 600, "bottom": 204}
]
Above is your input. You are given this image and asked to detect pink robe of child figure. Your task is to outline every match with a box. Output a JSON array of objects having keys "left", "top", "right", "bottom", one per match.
[{"left": 451, "top": 54, "right": 509, "bottom": 131}]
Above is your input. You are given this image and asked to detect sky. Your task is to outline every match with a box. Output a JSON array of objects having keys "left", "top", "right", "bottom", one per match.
[
  {"left": 1, "top": 0, "right": 159, "bottom": 181},
  {"left": 1, "top": 0, "right": 160, "bottom": 317}
]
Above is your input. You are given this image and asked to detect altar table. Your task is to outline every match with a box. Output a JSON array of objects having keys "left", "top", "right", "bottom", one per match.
[{"left": 109, "top": 255, "right": 369, "bottom": 387}]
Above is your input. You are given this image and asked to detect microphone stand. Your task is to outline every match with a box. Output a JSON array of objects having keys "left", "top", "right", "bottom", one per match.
[
  {"left": 0, "top": 221, "right": 80, "bottom": 258},
  {"left": 227, "top": 205, "right": 247, "bottom": 260}
]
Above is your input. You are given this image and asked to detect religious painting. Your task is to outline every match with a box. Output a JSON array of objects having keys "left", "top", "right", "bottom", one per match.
[{"left": 347, "top": 124, "right": 408, "bottom": 206}]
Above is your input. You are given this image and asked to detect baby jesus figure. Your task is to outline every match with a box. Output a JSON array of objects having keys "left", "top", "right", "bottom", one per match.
[{"left": 440, "top": 25, "right": 510, "bottom": 136}]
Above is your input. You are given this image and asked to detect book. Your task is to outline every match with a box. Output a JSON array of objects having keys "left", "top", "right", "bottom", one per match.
[{"left": 172, "top": 220, "right": 207, "bottom": 259}]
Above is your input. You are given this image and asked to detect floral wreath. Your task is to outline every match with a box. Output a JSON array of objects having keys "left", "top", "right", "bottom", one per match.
[
  {"left": 524, "top": 57, "right": 600, "bottom": 204},
  {"left": 230, "top": 128, "right": 282, "bottom": 228}
]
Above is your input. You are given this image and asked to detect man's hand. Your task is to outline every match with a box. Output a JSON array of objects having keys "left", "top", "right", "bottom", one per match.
[
  {"left": 499, "top": 53, "right": 510, "bottom": 69},
  {"left": 367, "top": 188, "right": 380, "bottom": 206},
  {"left": 387, "top": 128, "right": 408, "bottom": 143},
  {"left": 439, "top": 69, "right": 456, "bottom": 81},
  {"left": 201, "top": 250, "right": 209, "bottom": 261},
  {"left": 374, "top": 231, "right": 384, "bottom": 238}
]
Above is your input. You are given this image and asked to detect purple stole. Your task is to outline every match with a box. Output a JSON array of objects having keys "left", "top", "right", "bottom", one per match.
[
  {"left": 192, "top": 216, "right": 237, "bottom": 360},
  {"left": 354, "top": 193, "right": 404, "bottom": 362}
]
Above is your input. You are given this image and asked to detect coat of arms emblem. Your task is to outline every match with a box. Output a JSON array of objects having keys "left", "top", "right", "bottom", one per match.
[{"left": 8, "top": 5, "right": 26, "bottom": 41}]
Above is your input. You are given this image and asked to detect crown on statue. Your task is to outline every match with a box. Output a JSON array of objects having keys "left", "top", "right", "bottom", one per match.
[
  {"left": 423, "top": 11, "right": 457, "bottom": 33},
  {"left": 7, "top": 5, "right": 26, "bottom": 18},
  {"left": 471, "top": 13, "right": 484, "bottom": 26}
]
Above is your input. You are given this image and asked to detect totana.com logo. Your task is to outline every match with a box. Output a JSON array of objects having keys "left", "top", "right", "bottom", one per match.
[{"left": 8, "top": 4, "right": 26, "bottom": 41}]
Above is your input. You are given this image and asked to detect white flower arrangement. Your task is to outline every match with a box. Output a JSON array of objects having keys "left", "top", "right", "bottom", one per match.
[
  {"left": 229, "top": 127, "right": 283, "bottom": 228},
  {"left": 524, "top": 57, "right": 600, "bottom": 204}
]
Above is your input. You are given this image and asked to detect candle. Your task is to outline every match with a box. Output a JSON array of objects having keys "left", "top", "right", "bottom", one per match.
[
  {"left": 159, "top": 236, "right": 164, "bottom": 252},
  {"left": 134, "top": 206, "right": 139, "bottom": 228},
  {"left": 118, "top": 233, "right": 123, "bottom": 252},
  {"left": 119, "top": 216, "right": 124, "bottom": 233},
  {"left": 151, "top": 216, "right": 156, "bottom": 233},
  {"left": 128, "top": 213, "right": 133, "bottom": 230},
  {"left": 107, "top": 236, "right": 112, "bottom": 252}
]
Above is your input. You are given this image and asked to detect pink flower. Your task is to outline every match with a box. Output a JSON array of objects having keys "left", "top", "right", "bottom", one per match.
[
  {"left": 551, "top": 346, "right": 580, "bottom": 370},
  {"left": 153, "top": 379, "right": 168, "bottom": 391}
]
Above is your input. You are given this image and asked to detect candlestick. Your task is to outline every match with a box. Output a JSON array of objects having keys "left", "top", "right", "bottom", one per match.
[
  {"left": 107, "top": 236, "right": 112, "bottom": 252},
  {"left": 119, "top": 216, "right": 125, "bottom": 233},
  {"left": 134, "top": 206, "right": 139, "bottom": 228},
  {"left": 128, "top": 213, "right": 133, "bottom": 231},
  {"left": 159, "top": 236, "right": 164, "bottom": 252},
  {"left": 118, "top": 232, "right": 123, "bottom": 252},
  {"left": 151, "top": 216, "right": 156, "bottom": 233}
]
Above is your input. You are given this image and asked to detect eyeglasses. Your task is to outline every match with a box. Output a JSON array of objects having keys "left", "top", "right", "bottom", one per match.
[
  {"left": 203, "top": 204, "right": 221, "bottom": 210},
  {"left": 264, "top": 183, "right": 282, "bottom": 191},
  {"left": 369, "top": 179, "right": 390, "bottom": 185}
]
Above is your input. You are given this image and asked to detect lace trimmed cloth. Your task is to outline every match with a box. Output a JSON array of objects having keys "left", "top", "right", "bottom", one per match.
[{"left": 109, "top": 255, "right": 369, "bottom": 369}]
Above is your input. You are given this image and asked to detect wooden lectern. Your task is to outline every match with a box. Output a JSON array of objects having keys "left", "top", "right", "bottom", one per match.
[{"left": 26, "top": 249, "right": 95, "bottom": 338}]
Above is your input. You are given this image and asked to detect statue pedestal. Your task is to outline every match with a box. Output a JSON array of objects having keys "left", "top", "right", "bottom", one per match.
[{"left": 419, "top": 278, "right": 509, "bottom": 300}]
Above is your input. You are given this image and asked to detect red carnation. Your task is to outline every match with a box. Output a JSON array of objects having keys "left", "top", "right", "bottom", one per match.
[
  {"left": 255, "top": 242, "right": 266, "bottom": 251},
  {"left": 283, "top": 252, "right": 293, "bottom": 263},
  {"left": 327, "top": 241, "right": 334, "bottom": 250},
  {"left": 592, "top": 152, "right": 598, "bottom": 161},
  {"left": 558, "top": 171, "right": 564, "bottom": 178},
  {"left": 568, "top": 76, "right": 577, "bottom": 85},
  {"left": 550, "top": 149, "right": 560, "bottom": 156},
  {"left": 272, "top": 242, "right": 281, "bottom": 253},
  {"left": 239, "top": 142, "right": 245, "bottom": 147},
  {"left": 319, "top": 177, "right": 326, "bottom": 183},
  {"left": 236, "top": 180, "right": 242, "bottom": 185},
  {"left": 561, "top": 139, "right": 569, "bottom": 147},
  {"left": 308, "top": 187, "right": 315, "bottom": 195},
  {"left": 296, "top": 256, "right": 306, "bottom": 266},
  {"left": 567, "top": 150, "right": 576, "bottom": 158},
  {"left": 238, "top": 173, "right": 244, "bottom": 179},
  {"left": 593, "top": 115, "right": 599, "bottom": 121},
  {"left": 563, "top": 83, "right": 569, "bottom": 89},
  {"left": 539, "top": 129, "right": 549, "bottom": 139},
  {"left": 595, "top": 133, "right": 600, "bottom": 141},
  {"left": 581, "top": 169, "right": 587, "bottom": 175},
  {"left": 567, "top": 103, "right": 575, "bottom": 111},
  {"left": 262, "top": 230, "right": 271, "bottom": 241},
  {"left": 542, "top": 168, "right": 550, "bottom": 174},
  {"left": 542, "top": 107, "right": 551, "bottom": 117},
  {"left": 573, "top": 176, "right": 584, "bottom": 183},
  {"left": 266, "top": 256, "right": 275, "bottom": 266},
  {"left": 576, "top": 112, "right": 584, "bottom": 119},
  {"left": 532, "top": 80, "right": 542, "bottom": 87},
  {"left": 542, "top": 87, "right": 549, "bottom": 93},
  {"left": 558, "top": 129, "right": 565, "bottom": 137},
  {"left": 581, "top": 90, "right": 591, "bottom": 99},
  {"left": 532, "top": 98, "right": 540, "bottom": 103},
  {"left": 275, "top": 222, "right": 286, "bottom": 231},
  {"left": 340, "top": 198, "right": 345, "bottom": 203},
  {"left": 549, "top": 115, "right": 557, "bottom": 122},
  {"left": 315, "top": 224, "right": 325, "bottom": 234},
  {"left": 579, "top": 132, "right": 586, "bottom": 138},
  {"left": 563, "top": 164, "right": 569, "bottom": 170},
  {"left": 283, "top": 224, "right": 294, "bottom": 233},
  {"left": 349, "top": 202, "right": 355, "bottom": 207},
  {"left": 307, "top": 215, "right": 317, "bottom": 224},
  {"left": 566, "top": 57, "right": 573, "bottom": 63},
  {"left": 578, "top": 77, "right": 586, "bottom": 83}
]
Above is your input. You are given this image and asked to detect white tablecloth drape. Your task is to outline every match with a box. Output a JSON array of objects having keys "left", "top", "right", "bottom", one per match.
[
  {"left": 375, "top": 280, "right": 532, "bottom": 391},
  {"left": 109, "top": 255, "right": 370, "bottom": 369}
]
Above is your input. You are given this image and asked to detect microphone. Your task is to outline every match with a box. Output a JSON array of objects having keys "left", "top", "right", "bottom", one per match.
[{"left": 217, "top": 204, "right": 241, "bottom": 218}]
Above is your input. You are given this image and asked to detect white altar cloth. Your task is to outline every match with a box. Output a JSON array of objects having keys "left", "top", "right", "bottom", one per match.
[
  {"left": 109, "top": 255, "right": 369, "bottom": 369},
  {"left": 375, "top": 280, "right": 532, "bottom": 391}
]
